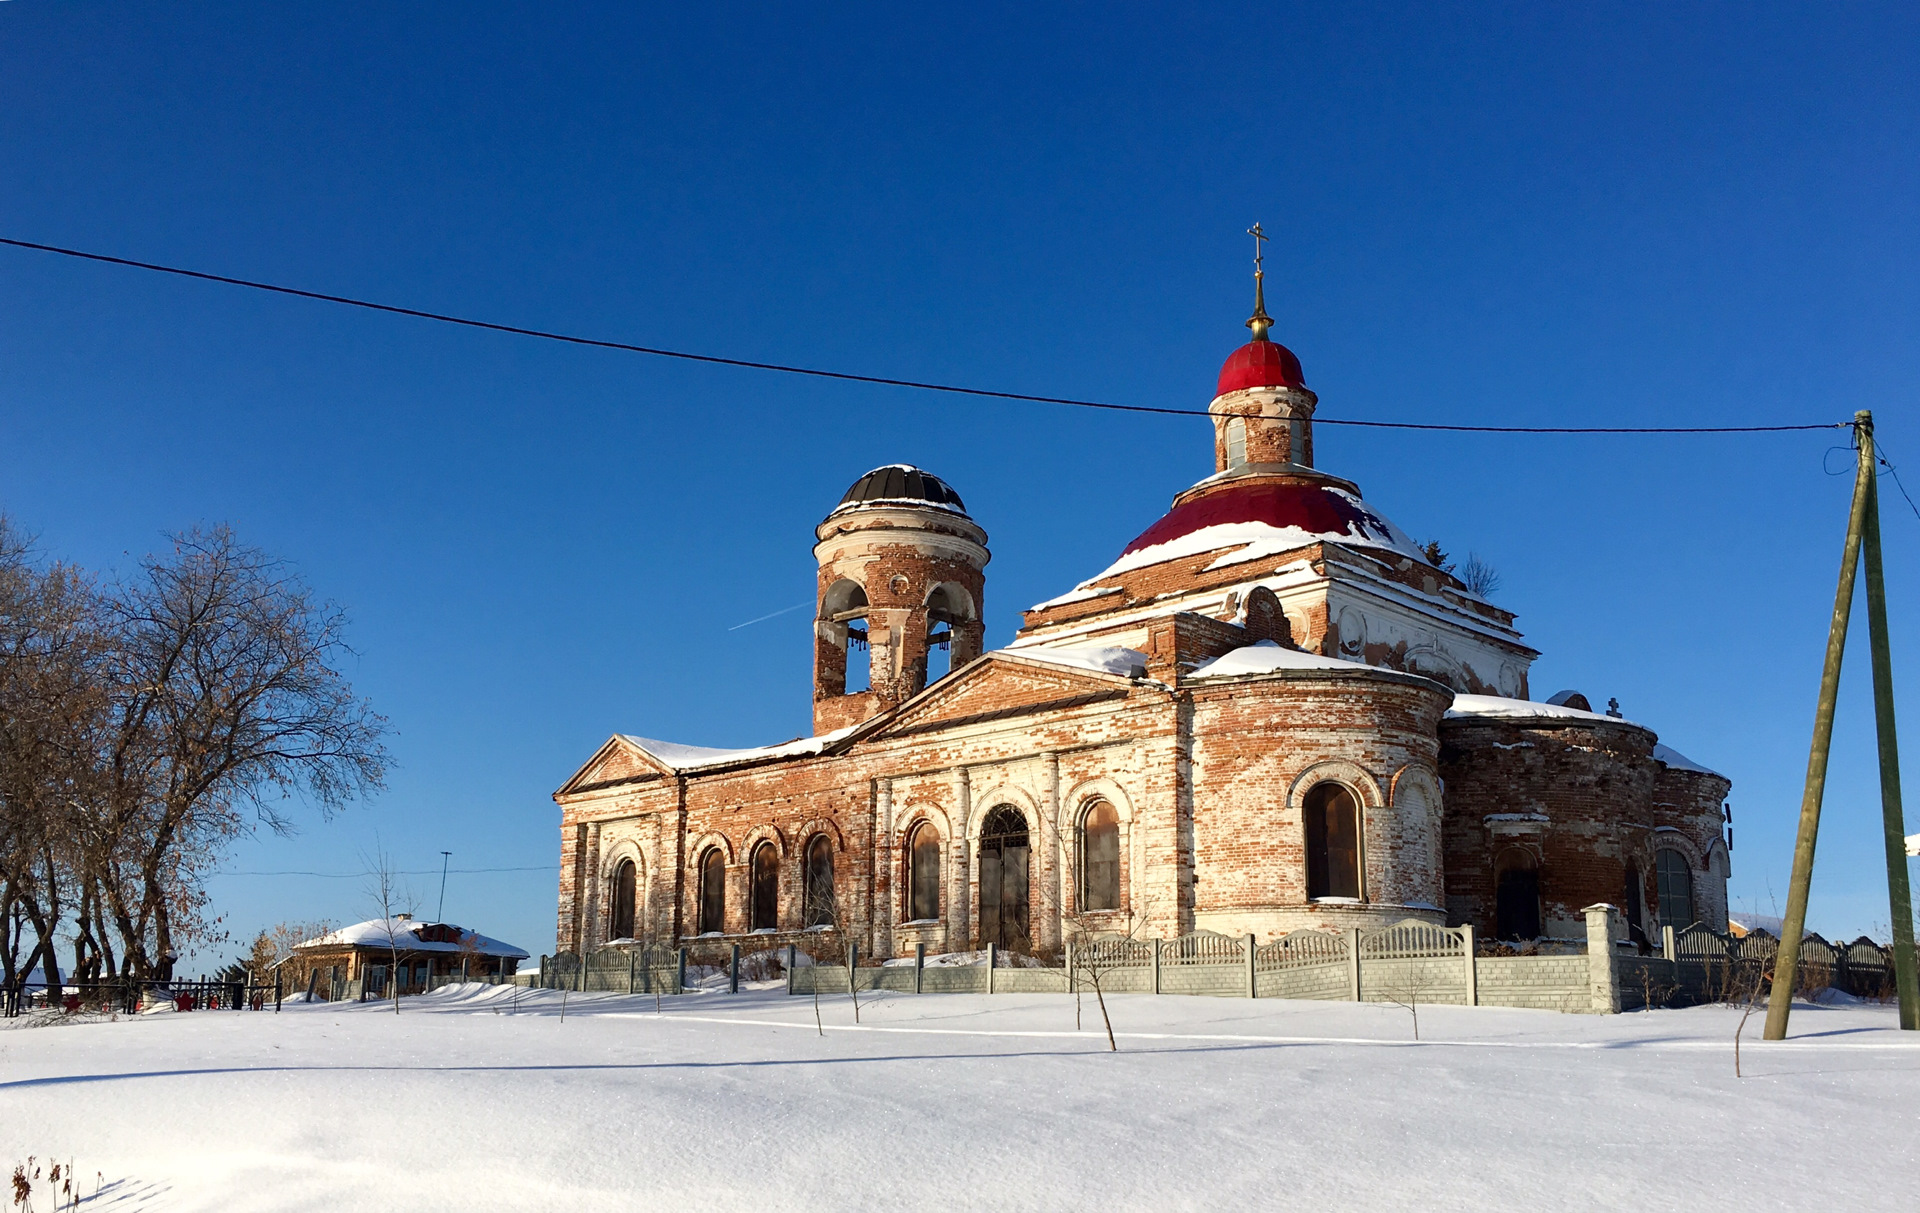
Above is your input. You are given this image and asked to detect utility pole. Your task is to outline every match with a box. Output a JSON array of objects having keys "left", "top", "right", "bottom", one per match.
[
  {"left": 1862, "top": 447, "right": 1919, "bottom": 1029},
  {"left": 1767, "top": 410, "right": 1917, "bottom": 1038},
  {"left": 436, "top": 851, "right": 453, "bottom": 923},
  {"left": 1766, "top": 412, "right": 1875, "bottom": 1041}
]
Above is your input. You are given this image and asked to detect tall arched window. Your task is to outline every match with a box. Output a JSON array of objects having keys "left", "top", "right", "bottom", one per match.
[
  {"left": 1080, "top": 800, "right": 1119, "bottom": 911},
  {"left": 1304, "top": 783, "right": 1361, "bottom": 900},
  {"left": 804, "top": 835, "right": 836, "bottom": 926},
  {"left": 1655, "top": 849, "right": 1694, "bottom": 929},
  {"left": 610, "top": 858, "right": 637, "bottom": 940},
  {"left": 698, "top": 849, "right": 726, "bottom": 935},
  {"left": 908, "top": 823, "right": 941, "bottom": 921},
  {"left": 1494, "top": 848, "right": 1541, "bottom": 940},
  {"left": 1224, "top": 416, "right": 1248, "bottom": 468},
  {"left": 750, "top": 842, "right": 779, "bottom": 932}
]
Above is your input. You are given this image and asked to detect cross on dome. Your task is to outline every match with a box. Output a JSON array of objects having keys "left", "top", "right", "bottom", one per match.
[{"left": 1246, "top": 220, "right": 1273, "bottom": 342}]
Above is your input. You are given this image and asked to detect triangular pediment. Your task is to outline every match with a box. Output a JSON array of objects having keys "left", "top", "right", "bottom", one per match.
[
  {"left": 853, "top": 651, "right": 1140, "bottom": 745},
  {"left": 554, "top": 735, "right": 674, "bottom": 798}
]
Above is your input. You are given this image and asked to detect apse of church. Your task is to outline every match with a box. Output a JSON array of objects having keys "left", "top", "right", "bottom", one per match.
[{"left": 554, "top": 245, "right": 1732, "bottom": 961}]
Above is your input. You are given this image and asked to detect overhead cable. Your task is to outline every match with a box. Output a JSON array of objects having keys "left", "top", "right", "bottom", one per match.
[{"left": 0, "top": 235, "right": 1846, "bottom": 436}]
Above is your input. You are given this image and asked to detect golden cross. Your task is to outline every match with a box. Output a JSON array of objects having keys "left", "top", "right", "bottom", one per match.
[{"left": 1248, "top": 222, "right": 1268, "bottom": 276}]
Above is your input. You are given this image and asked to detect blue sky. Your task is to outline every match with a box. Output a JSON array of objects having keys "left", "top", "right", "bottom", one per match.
[{"left": 2, "top": 3, "right": 1916, "bottom": 966}]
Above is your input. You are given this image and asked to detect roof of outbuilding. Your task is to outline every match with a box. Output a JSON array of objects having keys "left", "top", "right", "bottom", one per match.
[{"left": 293, "top": 918, "right": 529, "bottom": 959}]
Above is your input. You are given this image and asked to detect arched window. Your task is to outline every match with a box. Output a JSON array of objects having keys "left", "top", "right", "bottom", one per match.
[
  {"left": 1304, "top": 783, "right": 1361, "bottom": 900},
  {"left": 908, "top": 823, "right": 941, "bottom": 921},
  {"left": 1655, "top": 849, "right": 1694, "bottom": 929},
  {"left": 1224, "top": 416, "right": 1248, "bottom": 468},
  {"left": 804, "top": 835, "right": 836, "bottom": 927},
  {"left": 1080, "top": 800, "right": 1119, "bottom": 912},
  {"left": 697, "top": 849, "right": 726, "bottom": 935},
  {"left": 978, "top": 807, "right": 1030, "bottom": 951},
  {"left": 610, "top": 858, "right": 637, "bottom": 940},
  {"left": 750, "top": 842, "right": 779, "bottom": 932},
  {"left": 1494, "top": 848, "right": 1541, "bottom": 941}
]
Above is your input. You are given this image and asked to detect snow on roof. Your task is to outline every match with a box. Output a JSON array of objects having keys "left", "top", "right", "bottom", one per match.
[
  {"left": 620, "top": 727, "right": 857, "bottom": 772},
  {"left": 1028, "top": 583, "right": 1125, "bottom": 611},
  {"left": 1076, "top": 483, "right": 1428, "bottom": 590},
  {"left": 997, "top": 644, "right": 1148, "bottom": 679},
  {"left": 294, "top": 918, "right": 528, "bottom": 959},
  {"left": 1446, "top": 694, "right": 1646, "bottom": 728},
  {"left": 1187, "top": 640, "right": 1375, "bottom": 680},
  {"left": 1652, "top": 742, "right": 1725, "bottom": 779}
]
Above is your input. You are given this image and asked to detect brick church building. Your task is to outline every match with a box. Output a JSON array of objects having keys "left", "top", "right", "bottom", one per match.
[{"left": 553, "top": 276, "right": 1733, "bottom": 961}]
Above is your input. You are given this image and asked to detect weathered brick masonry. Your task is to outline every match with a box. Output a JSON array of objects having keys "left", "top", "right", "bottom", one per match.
[{"left": 554, "top": 305, "right": 1732, "bottom": 958}]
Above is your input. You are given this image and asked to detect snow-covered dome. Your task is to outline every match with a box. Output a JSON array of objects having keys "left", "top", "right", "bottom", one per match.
[
  {"left": 1110, "top": 479, "right": 1426, "bottom": 577},
  {"left": 831, "top": 464, "right": 969, "bottom": 517},
  {"left": 1216, "top": 337, "right": 1306, "bottom": 395}
]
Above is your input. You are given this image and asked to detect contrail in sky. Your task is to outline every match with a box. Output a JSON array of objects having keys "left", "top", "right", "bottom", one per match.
[{"left": 728, "top": 602, "right": 810, "bottom": 631}]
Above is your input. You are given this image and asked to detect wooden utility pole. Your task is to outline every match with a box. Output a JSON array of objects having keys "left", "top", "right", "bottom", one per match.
[
  {"left": 1861, "top": 446, "right": 1919, "bottom": 1030},
  {"left": 1765, "top": 411, "right": 1876, "bottom": 1040}
]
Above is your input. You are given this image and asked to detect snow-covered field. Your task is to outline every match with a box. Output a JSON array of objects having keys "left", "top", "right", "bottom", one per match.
[{"left": 4, "top": 984, "right": 1916, "bottom": 1211}]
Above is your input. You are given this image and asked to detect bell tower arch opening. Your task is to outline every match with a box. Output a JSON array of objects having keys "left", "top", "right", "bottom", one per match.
[{"left": 811, "top": 466, "right": 989, "bottom": 733}]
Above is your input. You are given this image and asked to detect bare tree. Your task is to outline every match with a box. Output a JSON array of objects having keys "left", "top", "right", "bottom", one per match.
[
  {"left": 363, "top": 847, "right": 415, "bottom": 1014},
  {"left": 1376, "top": 963, "right": 1442, "bottom": 1041},
  {"left": 94, "top": 526, "right": 390, "bottom": 981},
  {"left": 1457, "top": 553, "right": 1502, "bottom": 598}
]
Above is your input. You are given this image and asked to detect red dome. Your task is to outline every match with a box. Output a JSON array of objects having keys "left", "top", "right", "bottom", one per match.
[
  {"left": 1216, "top": 339, "right": 1306, "bottom": 396},
  {"left": 1118, "top": 480, "right": 1416, "bottom": 561}
]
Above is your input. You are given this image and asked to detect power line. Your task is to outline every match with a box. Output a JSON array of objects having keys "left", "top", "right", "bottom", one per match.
[{"left": 1, "top": 235, "right": 1846, "bottom": 436}]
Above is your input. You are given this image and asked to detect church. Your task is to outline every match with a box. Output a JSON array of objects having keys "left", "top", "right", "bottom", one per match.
[{"left": 553, "top": 265, "right": 1733, "bottom": 963}]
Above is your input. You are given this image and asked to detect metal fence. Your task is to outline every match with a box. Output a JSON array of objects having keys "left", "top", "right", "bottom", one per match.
[{"left": 3, "top": 975, "right": 287, "bottom": 1018}]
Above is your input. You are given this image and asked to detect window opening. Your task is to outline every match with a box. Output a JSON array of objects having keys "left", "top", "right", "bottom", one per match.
[
  {"left": 1081, "top": 800, "right": 1120, "bottom": 911},
  {"left": 1494, "top": 849, "right": 1542, "bottom": 940},
  {"left": 1623, "top": 862, "right": 1647, "bottom": 947},
  {"left": 925, "top": 586, "right": 956, "bottom": 684},
  {"left": 909, "top": 824, "right": 941, "bottom": 921},
  {"left": 823, "top": 579, "right": 871, "bottom": 695},
  {"left": 698, "top": 849, "right": 726, "bottom": 935},
  {"left": 750, "top": 843, "right": 779, "bottom": 931},
  {"left": 978, "top": 807, "right": 1030, "bottom": 952},
  {"left": 611, "top": 859, "right": 637, "bottom": 940},
  {"left": 1225, "top": 416, "right": 1248, "bottom": 468},
  {"left": 1654, "top": 849, "right": 1694, "bottom": 929},
  {"left": 804, "top": 835, "right": 837, "bottom": 926},
  {"left": 1304, "top": 783, "right": 1361, "bottom": 900}
]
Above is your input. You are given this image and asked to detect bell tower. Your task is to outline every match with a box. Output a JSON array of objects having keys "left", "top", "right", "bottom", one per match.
[{"left": 812, "top": 465, "right": 989, "bottom": 734}]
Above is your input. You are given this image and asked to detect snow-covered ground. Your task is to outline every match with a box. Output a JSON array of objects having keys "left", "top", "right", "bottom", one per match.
[{"left": 4, "top": 985, "right": 1916, "bottom": 1211}]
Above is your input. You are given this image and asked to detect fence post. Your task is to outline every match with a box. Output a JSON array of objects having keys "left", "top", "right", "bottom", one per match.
[
  {"left": 1462, "top": 924, "right": 1478, "bottom": 1007},
  {"left": 274, "top": 971, "right": 283, "bottom": 1013},
  {"left": 629, "top": 950, "right": 637, "bottom": 995},
  {"left": 1064, "top": 942, "right": 1074, "bottom": 995},
  {"left": 730, "top": 944, "right": 742, "bottom": 995},
  {"left": 1152, "top": 938, "right": 1162, "bottom": 995},
  {"left": 1246, "top": 933, "right": 1258, "bottom": 999},
  {"left": 1345, "top": 929, "right": 1362, "bottom": 1001},
  {"left": 848, "top": 943, "right": 858, "bottom": 996},
  {"left": 1584, "top": 904, "right": 1621, "bottom": 1014},
  {"left": 1662, "top": 924, "right": 1677, "bottom": 963},
  {"left": 786, "top": 944, "right": 797, "bottom": 996},
  {"left": 676, "top": 947, "right": 688, "bottom": 994},
  {"left": 986, "top": 942, "right": 996, "bottom": 994},
  {"left": 915, "top": 942, "right": 925, "bottom": 994}
]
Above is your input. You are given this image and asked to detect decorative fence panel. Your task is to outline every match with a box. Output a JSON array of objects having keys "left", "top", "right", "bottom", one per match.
[{"left": 764, "top": 913, "right": 1904, "bottom": 1017}]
